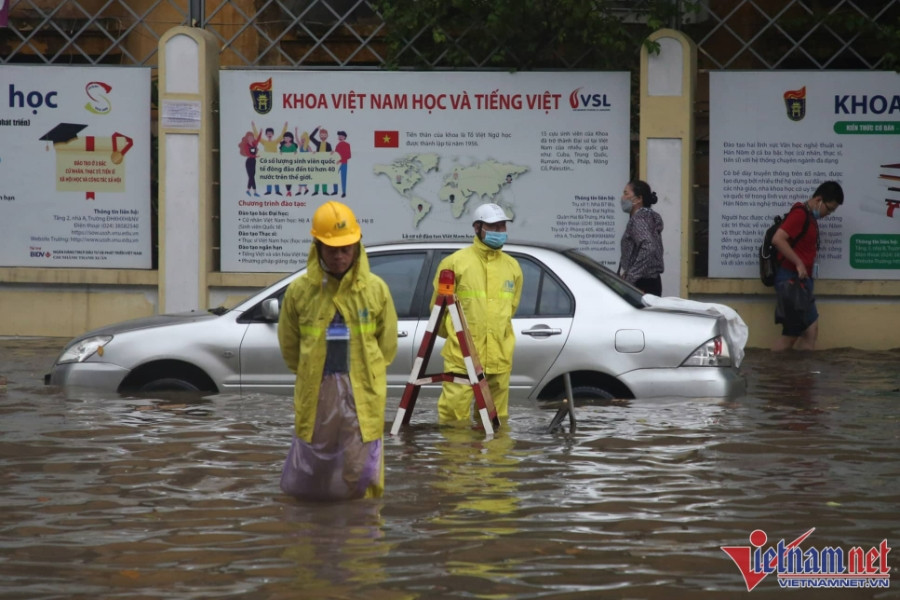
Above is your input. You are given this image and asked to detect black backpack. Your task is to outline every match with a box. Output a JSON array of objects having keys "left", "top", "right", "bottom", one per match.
[{"left": 759, "top": 206, "right": 811, "bottom": 287}]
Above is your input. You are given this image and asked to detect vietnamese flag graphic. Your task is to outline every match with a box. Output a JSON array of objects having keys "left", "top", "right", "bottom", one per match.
[{"left": 374, "top": 130, "right": 399, "bottom": 148}]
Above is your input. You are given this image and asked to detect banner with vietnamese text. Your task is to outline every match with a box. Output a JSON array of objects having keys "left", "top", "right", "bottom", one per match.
[
  {"left": 219, "top": 70, "right": 630, "bottom": 272},
  {"left": 709, "top": 71, "right": 900, "bottom": 280},
  {"left": 0, "top": 65, "right": 152, "bottom": 268}
]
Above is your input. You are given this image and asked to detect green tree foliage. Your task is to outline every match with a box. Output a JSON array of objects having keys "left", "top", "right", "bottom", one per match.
[
  {"left": 874, "top": 15, "right": 900, "bottom": 70},
  {"left": 372, "top": 0, "right": 704, "bottom": 70},
  {"left": 775, "top": 2, "right": 900, "bottom": 71}
]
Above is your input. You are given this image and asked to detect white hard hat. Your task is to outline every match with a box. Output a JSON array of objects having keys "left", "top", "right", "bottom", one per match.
[{"left": 472, "top": 203, "right": 510, "bottom": 224}]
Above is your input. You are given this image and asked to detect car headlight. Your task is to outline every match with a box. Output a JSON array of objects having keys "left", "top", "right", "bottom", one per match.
[
  {"left": 57, "top": 335, "right": 113, "bottom": 364},
  {"left": 681, "top": 335, "right": 732, "bottom": 367}
]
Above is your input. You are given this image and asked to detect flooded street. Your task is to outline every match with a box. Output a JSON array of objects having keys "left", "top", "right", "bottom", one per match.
[{"left": 1, "top": 337, "right": 899, "bottom": 599}]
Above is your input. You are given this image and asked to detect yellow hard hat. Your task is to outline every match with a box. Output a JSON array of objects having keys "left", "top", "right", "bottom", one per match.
[{"left": 310, "top": 201, "right": 362, "bottom": 246}]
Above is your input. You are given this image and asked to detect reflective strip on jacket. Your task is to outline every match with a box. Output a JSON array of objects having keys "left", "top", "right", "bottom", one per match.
[
  {"left": 278, "top": 243, "right": 398, "bottom": 443},
  {"left": 431, "top": 236, "right": 523, "bottom": 374}
]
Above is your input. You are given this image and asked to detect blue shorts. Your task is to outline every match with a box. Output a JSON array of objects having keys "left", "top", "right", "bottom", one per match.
[{"left": 774, "top": 267, "right": 818, "bottom": 336}]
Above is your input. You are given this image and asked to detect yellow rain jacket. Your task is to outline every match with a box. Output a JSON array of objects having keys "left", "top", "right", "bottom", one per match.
[
  {"left": 432, "top": 236, "right": 523, "bottom": 374},
  {"left": 278, "top": 243, "right": 398, "bottom": 443}
]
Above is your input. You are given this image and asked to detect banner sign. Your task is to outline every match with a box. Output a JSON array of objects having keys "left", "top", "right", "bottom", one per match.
[
  {"left": 709, "top": 71, "right": 900, "bottom": 279},
  {"left": 219, "top": 70, "right": 630, "bottom": 272},
  {"left": 0, "top": 65, "right": 152, "bottom": 268}
]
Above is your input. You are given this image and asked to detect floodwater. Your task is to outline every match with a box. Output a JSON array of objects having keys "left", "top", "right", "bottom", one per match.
[{"left": 1, "top": 338, "right": 899, "bottom": 600}]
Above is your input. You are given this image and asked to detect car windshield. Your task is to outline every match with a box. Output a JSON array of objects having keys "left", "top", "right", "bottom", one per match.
[{"left": 562, "top": 249, "right": 646, "bottom": 308}]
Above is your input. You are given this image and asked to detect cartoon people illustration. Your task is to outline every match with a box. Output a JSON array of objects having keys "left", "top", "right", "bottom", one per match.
[
  {"left": 252, "top": 120, "right": 288, "bottom": 195},
  {"left": 298, "top": 130, "right": 312, "bottom": 152},
  {"left": 280, "top": 130, "right": 298, "bottom": 152},
  {"left": 296, "top": 129, "right": 312, "bottom": 196},
  {"left": 239, "top": 130, "right": 261, "bottom": 197},
  {"left": 310, "top": 126, "right": 333, "bottom": 196},
  {"left": 279, "top": 130, "right": 298, "bottom": 197},
  {"left": 335, "top": 130, "right": 351, "bottom": 198}
]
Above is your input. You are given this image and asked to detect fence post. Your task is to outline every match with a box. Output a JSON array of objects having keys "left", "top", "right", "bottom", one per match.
[
  {"left": 640, "top": 29, "right": 697, "bottom": 299},
  {"left": 157, "top": 27, "right": 219, "bottom": 313},
  {"left": 189, "top": 0, "right": 204, "bottom": 26}
]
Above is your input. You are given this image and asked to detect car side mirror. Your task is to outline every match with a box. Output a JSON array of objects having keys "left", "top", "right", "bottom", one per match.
[{"left": 261, "top": 298, "right": 280, "bottom": 322}]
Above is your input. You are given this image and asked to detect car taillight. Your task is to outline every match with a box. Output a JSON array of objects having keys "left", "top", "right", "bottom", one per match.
[{"left": 681, "top": 335, "right": 731, "bottom": 367}]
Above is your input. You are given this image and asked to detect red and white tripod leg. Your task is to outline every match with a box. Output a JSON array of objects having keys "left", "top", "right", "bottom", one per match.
[{"left": 449, "top": 302, "right": 497, "bottom": 434}]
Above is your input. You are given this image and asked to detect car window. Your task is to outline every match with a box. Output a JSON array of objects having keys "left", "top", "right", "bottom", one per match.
[
  {"left": 563, "top": 248, "right": 645, "bottom": 308},
  {"left": 420, "top": 249, "right": 573, "bottom": 319},
  {"left": 368, "top": 252, "right": 428, "bottom": 319},
  {"left": 537, "top": 266, "right": 573, "bottom": 316},
  {"left": 238, "top": 277, "right": 294, "bottom": 323},
  {"left": 513, "top": 256, "right": 574, "bottom": 317},
  {"left": 516, "top": 258, "right": 540, "bottom": 315}
]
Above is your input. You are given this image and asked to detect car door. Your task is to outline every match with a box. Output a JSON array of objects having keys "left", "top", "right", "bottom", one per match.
[
  {"left": 366, "top": 250, "right": 430, "bottom": 388},
  {"left": 415, "top": 250, "right": 572, "bottom": 394},
  {"left": 506, "top": 253, "right": 572, "bottom": 392},
  {"left": 237, "top": 284, "right": 296, "bottom": 396}
]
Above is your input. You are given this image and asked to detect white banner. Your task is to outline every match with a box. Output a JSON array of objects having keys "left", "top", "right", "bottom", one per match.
[
  {"left": 219, "top": 70, "right": 630, "bottom": 272},
  {"left": 709, "top": 71, "right": 900, "bottom": 279},
  {"left": 0, "top": 65, "right": 152, "bottom": 268}
]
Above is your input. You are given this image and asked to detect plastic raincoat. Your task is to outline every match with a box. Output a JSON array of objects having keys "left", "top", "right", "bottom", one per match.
[
  {"left": 279, "top": 242, "right": 397, "bottom": 442},
  {"left": 431, "top": 236, "right": 522, "bottom": 421},
  {"left": 278, "top": 242, "right": 397, "bottom": 499},
  {"left": 433, "top": 236, "right": 522, "bottom": 375}
]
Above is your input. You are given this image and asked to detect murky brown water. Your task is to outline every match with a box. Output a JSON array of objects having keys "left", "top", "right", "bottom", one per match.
[{"left": 1, "top": 338, "right": 899, "bottom": 599}]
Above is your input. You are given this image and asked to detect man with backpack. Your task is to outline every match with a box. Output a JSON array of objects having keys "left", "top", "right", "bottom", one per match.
[{"left": 771, "top": 180, "right": 844, "bottom": 352}]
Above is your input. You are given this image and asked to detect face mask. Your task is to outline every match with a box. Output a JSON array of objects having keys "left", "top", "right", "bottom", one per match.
[
  {"left": 811, "top": 200, "right": 827, "bottom": 220},
  {"left": 621, "top": 197, "right": 634, "bottom": 213},
  {"left": 483, "top": 231, "right": 507, "bottom": 249},
  {"left": 814, "top": 199, "right": 835, "bottom": 220}
]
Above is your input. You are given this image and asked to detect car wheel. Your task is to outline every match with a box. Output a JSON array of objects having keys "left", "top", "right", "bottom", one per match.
[
  {"left": 560, "top": 385, "right": 616, "bottom": 402},
  {"left": 139, "top": 378, "right": 202, "bottom": 392}
]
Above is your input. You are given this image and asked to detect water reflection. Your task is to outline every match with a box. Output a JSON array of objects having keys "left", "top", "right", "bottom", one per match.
[
  {"left": 278, "top": 501, "right": 398, "bottom": 599},
  {"left": 1, "top": 339, "right": 899, "bottom": 599}
]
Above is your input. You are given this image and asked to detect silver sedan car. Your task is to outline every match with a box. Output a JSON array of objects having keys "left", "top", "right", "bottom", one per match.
[{"left": 46, "top": 241, "right": 745, "bottom": 400}]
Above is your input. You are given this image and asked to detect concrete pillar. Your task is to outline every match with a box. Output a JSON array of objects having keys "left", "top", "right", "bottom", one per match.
[
  {"left": 640, "top": 29, "right": 697, "bottom": 299},
  {"left": 157, "top": 27, "right": 219, "bottom": 312}
]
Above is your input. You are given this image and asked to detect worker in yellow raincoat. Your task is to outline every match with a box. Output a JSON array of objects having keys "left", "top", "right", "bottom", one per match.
[
  {"left": 432, "top": 203, "right": 523, "bottom": 423},
  {"left": 278, "top": 201, "right": 398, "bottom": 500}
]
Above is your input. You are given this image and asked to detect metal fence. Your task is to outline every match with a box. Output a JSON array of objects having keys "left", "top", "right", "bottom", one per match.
[{"left": 4, "top": 0, "right": 895, "bottom": 70}]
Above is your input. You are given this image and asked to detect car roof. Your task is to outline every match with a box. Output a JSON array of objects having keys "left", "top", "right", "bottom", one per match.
[{"left": 364, "top": 238, "right": 578, "bottom": 253}]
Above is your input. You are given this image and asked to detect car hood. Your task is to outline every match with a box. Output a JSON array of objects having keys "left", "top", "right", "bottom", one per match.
[{"left": 73, "top": 310, "right": 223, "bottom": 339}]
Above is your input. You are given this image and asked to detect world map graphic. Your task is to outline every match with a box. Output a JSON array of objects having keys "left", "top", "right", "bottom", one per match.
[{"left": 373, "top": 154, "right": 528, "bottom": 226}]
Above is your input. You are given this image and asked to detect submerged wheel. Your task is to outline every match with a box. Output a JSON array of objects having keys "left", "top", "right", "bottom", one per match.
[
  {"left": 138, "top": 378, "right": 202, "bottom": 392},
  {"left": 556, "top": 385, "right": 616, "bottom": 402}
]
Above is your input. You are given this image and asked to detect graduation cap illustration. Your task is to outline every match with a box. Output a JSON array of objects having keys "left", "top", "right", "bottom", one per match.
[
  {"left": 40, "top": 123, "right": 88, "bottom": 149},
  {"left": 881, "top": 163, "right": 900, "bottom": 218},
  {"left": 39, "top": 122, "right": 133, "bottom": 200},
  {"left": 880, "top": 163, "right": 900, "bottom": 183}
]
